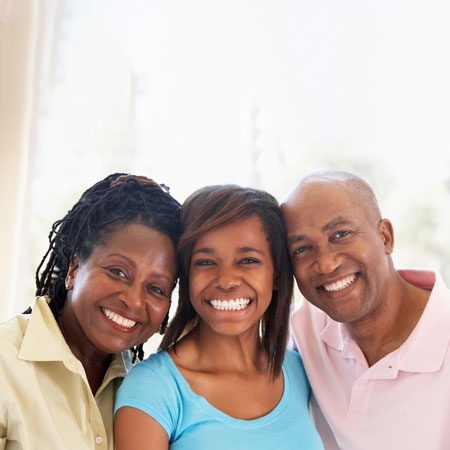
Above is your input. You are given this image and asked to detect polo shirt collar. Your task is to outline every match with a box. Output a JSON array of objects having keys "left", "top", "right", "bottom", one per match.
[
  {"left": 398, "top": 271, "right": 450, "bottom": 373},
  {"left": 320, "top": 316, "right": 347, "bottom": 352}
]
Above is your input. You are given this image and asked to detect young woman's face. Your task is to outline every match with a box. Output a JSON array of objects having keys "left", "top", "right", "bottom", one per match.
[
  {"left": 62, "top": 223, "right": 176, "bottom": 357},
  {"left": 189, "top": 215, "right": 276, "bottom": 338}
]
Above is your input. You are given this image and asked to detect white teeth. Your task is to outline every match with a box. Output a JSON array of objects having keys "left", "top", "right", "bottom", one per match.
[
  {"left": 209, "top": 298, "right": 251, "bottom": 311},
  {"left": 101, "top": 307, "right": 136, "bottom": 328},
  {"left": 323, "top": 274, "right": 357, "bottom": 292}
]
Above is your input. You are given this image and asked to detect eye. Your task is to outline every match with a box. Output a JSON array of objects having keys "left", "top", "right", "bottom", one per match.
[
  {"left": 292, "top": 245, "right": 311, "bottom": 256},
  {"left": 332, "top": 230, "right": 351, "bottom": 240},
  {"left": 193, "top": 259, "right": 215, "bottom": 266},
  {"left": 108, "top": 267, "right": 127, "bottom": 279},
  {"left": 239, "top": 257, "right": 260, "bottom": 264},
  {"left": 148, "top": 285, "right": 167, "bottom": 297}
]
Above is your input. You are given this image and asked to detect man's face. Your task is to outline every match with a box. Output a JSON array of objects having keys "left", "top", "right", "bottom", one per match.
[{"left": 281, "top": 180, "right": 394, "bottom": 325}]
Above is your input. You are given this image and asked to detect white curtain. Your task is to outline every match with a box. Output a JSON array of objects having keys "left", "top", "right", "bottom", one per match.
[{"left": 0, "top": 0, "right": 42, "bottom": 319}]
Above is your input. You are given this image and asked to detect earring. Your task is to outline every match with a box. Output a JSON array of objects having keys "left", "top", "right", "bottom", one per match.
[{"left": 65, "top": 279, "right": 72, "bottom": 290}]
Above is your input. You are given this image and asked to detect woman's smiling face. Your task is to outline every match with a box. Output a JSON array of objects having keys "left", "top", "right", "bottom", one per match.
[
  {"left": 61, "top": 223, "right": 176, "bottom": 357},
  {"left": 188, "top": 215, "right": 276, "bottom": 338}
]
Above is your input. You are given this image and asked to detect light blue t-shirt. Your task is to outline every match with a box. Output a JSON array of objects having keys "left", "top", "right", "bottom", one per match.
[{"left": 115, "top": 349, "right": 323, "bottom": 449}]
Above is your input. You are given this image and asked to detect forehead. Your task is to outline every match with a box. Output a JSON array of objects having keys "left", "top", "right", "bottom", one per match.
[
  {"left": 90, "top": 223, "right": 176, "bottom": 265},
  {"left": 100, "top": 223, "right": 168, "bottom": 245},
  {"left": 282, "top": 180, "right": 367, "bottom": 232},
  {"left": 193, "top": 215, "right": 269, "bottom": 248}
]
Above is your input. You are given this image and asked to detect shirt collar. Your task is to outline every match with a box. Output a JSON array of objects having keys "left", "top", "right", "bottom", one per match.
[
  {"left": 320, "top": 315, "right": 348, "bottom": 352},
  {"left": 18, "top": 296, "right": 132, "bottom": 379},
  {"left": 18, "top": 296, "right": 66, "bottom": 362},
  {"left": 320, "top": 270, "right": 450, "bottom": 373},
  {"left": 397, "top": 270, "right": 450, "bottom": 373}
]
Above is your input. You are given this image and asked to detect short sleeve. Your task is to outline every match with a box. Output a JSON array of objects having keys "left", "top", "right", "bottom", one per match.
[{"left": 114, "top": 352, "right": 179, "bottom": 439}]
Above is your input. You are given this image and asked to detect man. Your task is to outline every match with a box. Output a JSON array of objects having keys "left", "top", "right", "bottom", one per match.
[{"left": 281, "top": 170, "right": 450, "bottom": 450}]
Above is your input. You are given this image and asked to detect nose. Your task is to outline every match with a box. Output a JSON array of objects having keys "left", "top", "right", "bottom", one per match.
[
  {"left": 313, "top": 246, "right": 342, "bottom": 274},
  {"left": 119, "top": 282, "right": 146, "bottom": 312},
  {"left": 215, "top": 265, "right": 241, "bottom": 290}
]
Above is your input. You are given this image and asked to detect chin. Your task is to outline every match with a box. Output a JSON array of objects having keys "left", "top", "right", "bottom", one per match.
[{"left": 316, "top": 305, "right": 360, "bottom": 324}]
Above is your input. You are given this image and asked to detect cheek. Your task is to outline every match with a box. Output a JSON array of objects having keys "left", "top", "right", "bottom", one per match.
[
  {"left": 293, "top": 263, "right": 309, "bottom": 286},
  {"left": 147, "top": 301, "right": 170, "bottom": 324},
  {"left": 188, "top": 272, "right": 206, "bottom": 298},
  {"left": 72, "top": 272, "right": 104, "bottom": 302}
]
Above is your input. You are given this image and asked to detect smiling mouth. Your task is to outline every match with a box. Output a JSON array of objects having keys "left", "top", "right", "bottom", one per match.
[
  {"left": 321, "top": 274, "right": 358, "bottom": 292},
  {"left": 101, "top": 307, "right": 137, "bottom": 328},
  {"left": 208, "top": 298, "right": 251, "bottom": 311}
]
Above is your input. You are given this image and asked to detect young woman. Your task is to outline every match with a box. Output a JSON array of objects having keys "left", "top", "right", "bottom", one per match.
[
  {"left": 115, "top": 185, "right": 323, "bottom": 449},
  {"left": 0, "top": 174, "right": 180, "bottom": 450}
]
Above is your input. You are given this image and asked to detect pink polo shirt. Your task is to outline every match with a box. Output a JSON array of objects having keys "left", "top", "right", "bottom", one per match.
[{"left": 291, "top": 270, "right": 450, "bottom": 450}]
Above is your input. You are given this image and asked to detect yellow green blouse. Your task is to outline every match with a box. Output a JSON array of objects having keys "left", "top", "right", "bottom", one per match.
[{"left": 0, "top": 296, "right": 132, "bottom": 450}]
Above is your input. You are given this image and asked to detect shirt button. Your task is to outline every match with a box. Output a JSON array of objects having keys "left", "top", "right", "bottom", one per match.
[
  {"left": 361, "top": 378, "right": 368, "bottom": 384},
  {"left": 95, "top": 436, "right": 103, "bottom": 444}
]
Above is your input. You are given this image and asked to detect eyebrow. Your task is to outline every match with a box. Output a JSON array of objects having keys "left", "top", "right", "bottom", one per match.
[
  {"left": 109, "top": 253, "right": 136, "bottom": 267},
  {"left": 238, "top": 246, "right": 265, "bottom": 255},
  {"left": 151, "top": 272, "right": 173, "bottom": 284},
  {"left": 192, "top": 246, "right": 265, "bottom": 255},
  {"left": 287, "top": 216, "right": 355, "bottom": 246},
  {"left": 287, "top": 235, "right": 305, "bottom": 246},
  {"left": 108, "top": 253, "right": 172, "bottom": 283},
  {"left": 191, "top": 248, "right": 214, "bottom": 256},
  {"left": 321, "top": 216, "right": 354, "bottom": 232}
]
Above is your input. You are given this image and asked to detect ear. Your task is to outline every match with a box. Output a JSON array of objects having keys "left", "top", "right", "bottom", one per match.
[
  {"left": 378, "top": 219, "right": 394, "bottom": 255},
  {"left": 65, "top": 256, "right": 80, "bottom": 291}
]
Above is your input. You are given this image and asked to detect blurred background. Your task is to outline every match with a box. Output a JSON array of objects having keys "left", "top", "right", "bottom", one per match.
[{"left": 2, "top": 0, "right": 450, "bottom": 350}]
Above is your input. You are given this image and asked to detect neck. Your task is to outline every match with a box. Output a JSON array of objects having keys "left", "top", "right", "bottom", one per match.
[
  {"left": 347, "top": 274, "right": 430, "bottom": 366},
  {"left": 184, "top": 321, "right": 267, "bottom": 373},
  {"left": 58, "top": 304, "right": 111, "bottom": 393}
]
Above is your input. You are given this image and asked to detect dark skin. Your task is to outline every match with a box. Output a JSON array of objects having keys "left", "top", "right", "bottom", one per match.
[
  {"left": 346, "top": 269, "right": 430, "bottom": 366},
  {"left": 282, "top": 175, "right": 431, "bottom": 367},
  {"left": 58, "top": 223, "right": 176, "bottom": 394},
  {"left": 115, "top": 216, "right": 283, "bottom": 449},
  {"left": 58, "top": 309, "right": 112, "bottom": 393},
  {"left": 57, "top": 176, "right": 175, "bottom": 393}
]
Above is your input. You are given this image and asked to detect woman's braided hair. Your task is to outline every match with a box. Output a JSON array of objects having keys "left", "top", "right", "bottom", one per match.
[{"left": 32, "top": 173, "right": 181, "bottom": 362}]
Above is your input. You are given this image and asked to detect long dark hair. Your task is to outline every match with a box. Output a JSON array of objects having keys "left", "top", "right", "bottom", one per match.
[{"left": 160, "top": 184, "right": 293, "bottom": 377}]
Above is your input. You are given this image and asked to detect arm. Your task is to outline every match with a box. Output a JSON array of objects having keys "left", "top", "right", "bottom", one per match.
[{"left": 114, "top": 407, "right": 169, "bottom": 450}]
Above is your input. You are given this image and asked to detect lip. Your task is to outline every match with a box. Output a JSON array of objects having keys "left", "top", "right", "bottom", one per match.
[
  {"left": 318, "top": 273, "right": 359, "bottom": 296},
  {"left": 207, "top": 297, "right": 252, "bottom": 312},
  {"left": 99, "top": 306, "right": 143, "bottom": 332},
  {"left": 101, "top": 306, "right": 142, "bottom": 322}
]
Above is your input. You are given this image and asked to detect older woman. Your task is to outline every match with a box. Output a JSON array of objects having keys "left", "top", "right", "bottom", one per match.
[{"left": 0, "top": 174, "right": 180, "bottom": 450}]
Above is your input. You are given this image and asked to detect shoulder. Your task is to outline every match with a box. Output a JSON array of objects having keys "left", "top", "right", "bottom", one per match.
[
  {"left": 115, "top": 351, "right": 182, "bottom": 438},
  {"left": 291, "top": 299, "right": 328, "bottom": 326},
  {"left": 283, "top": 349, "right": 308, "bottom": 382},
  {"left": 291, "top": 299, "right": 328, "bottom": 344},
  {"left": 0, "top": 314, "right": 29, "bottom": 358},
  {"left": 282, "top": 350, "right": 311, "bottom": 407},
  {"left": 0, "top": 315, "right": 32, "bottom": 406},
  {"left": 118, "top": 351, "right": 175, "bottom": 392},
  {"left": 115, "top": 352, "right": 180, "bottom": 411}
]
